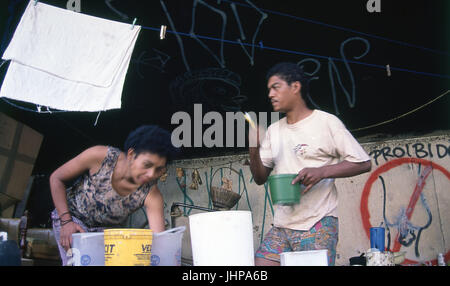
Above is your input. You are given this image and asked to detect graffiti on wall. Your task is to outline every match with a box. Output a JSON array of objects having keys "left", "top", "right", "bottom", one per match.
[
  {"left": 160, "top": 0, "right": 268, "bottom": 71},
  {"left": 165, "top": 139, "right": 450, "bottom": 264},
  {"left": 362, "top": 141, "right": 450, "bottom": 265},
  {"left": 370, "top": 142, "right": 450, "bottom": 166},
  {"left": 298, "top": 37, "right": 371, "bottom": 115}
]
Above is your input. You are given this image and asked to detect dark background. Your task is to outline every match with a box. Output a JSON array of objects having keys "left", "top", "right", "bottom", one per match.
[{"left": 1, "top": 0, "right": 449, "bottom": 175}]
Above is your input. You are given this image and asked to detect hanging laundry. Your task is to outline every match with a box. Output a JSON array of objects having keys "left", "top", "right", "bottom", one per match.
[{"left": 0, "top": 0, "right": 141, "bottom": 112}]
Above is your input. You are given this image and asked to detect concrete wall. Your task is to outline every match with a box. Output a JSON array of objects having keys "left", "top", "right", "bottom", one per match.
[{"left": 158, "top": 132, "right": 450, "bottom": 265}]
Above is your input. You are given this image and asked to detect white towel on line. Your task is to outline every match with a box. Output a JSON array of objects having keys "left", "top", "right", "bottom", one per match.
[{"left": 0, "top": 0, "right": 141, "bottom": 111}]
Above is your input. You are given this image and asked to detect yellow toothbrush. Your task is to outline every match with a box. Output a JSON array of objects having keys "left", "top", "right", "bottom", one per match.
[{"left": 243, "top": 112, "right": 256, "bottom": 129}]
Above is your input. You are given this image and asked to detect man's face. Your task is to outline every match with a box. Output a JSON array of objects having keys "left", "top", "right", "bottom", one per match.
[{"left": 267, "top": 75, "right": 300, "bottom": 112}]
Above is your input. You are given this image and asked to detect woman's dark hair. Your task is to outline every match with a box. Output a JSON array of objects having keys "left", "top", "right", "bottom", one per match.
[
  {"left": 266, "top": 62, "right": 314, "bottom": 109},
  {"left": 124, "top": 125, "right": 180, "bottom": 163}
]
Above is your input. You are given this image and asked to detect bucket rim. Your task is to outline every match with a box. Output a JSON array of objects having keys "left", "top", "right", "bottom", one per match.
[
  {"left": 72, "top": 232, "right": 104, "bottom": 237},
  {"left": 104, "top": 228, "right": 152, "bottom": 231},
  {"left": 153, "top": 226, "right": 186, "bottom": 237},
  {"left": 103, "top": 228, "right": 153, "bottom": 236},
  {"left": 280, "top": 249, "right": 328, "bottom": 255},
  {"left": 268, "top": 174, "right": 298, "bottom": 179},
  {"left": 188, "top": 210, "right": 252, "bottom": 218}
]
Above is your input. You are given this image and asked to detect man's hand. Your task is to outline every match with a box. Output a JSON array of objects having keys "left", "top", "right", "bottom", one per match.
[
  {"left": 248, "top": 124, "right": 272, "bottom": 185},
  {"left": 292, "top": 167, "right": 326, "bottom": 194},
  {"left": 248, "top": 125, "right": 266, "bottom": 148},
  {"left": 291, "top": 160, "right": 372, "bottom": 194}
]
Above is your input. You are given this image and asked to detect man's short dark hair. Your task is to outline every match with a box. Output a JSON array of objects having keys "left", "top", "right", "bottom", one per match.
[
  {"left": 124, "top": 125, "right": 180, "bottom": 163},
  {"left": 266, "top": 62, "right": 314, "bottom": 109}
]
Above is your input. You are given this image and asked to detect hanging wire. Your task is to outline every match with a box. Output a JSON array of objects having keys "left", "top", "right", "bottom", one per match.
[
  {"left": 141, "top": 24, "right": 450, "bottom": 80},
  {"left": 0, "top": 59, "right": 7, "bottom": 69},
  {"left": 217, "top": 0, "right": 450, "bottom": 57},
  {"left": 350, "top": 90, "right": 450, "bottom": 132}
]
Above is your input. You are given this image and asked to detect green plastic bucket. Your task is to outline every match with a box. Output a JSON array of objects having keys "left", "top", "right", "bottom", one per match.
[{"left": 268, "top": 174, "right": 303, "bottom": 205}]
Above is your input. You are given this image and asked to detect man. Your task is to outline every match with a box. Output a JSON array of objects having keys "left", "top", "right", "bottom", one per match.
[{"left": 249, "top": 62, "right": 371, "bottom": 266}]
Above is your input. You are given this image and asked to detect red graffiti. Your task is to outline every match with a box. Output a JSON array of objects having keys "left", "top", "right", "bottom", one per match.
[{"left": 360, "top": 158, "right": 450, "bottom": 265}]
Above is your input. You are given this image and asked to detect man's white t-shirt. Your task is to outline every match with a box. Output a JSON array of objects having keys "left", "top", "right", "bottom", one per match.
[{"left": 259, "top": 109, "right": 370, "bottom": 230}]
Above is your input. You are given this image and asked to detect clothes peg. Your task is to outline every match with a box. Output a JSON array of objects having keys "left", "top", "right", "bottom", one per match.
[
  {"left": 34, "top": 0, "right": 38, "bottom": 6},
  {"left": 259, "top": 41, "right": 264, "bottom": 50},
  {"left": 131, "top": 18, "right": 137, "bottom": 30},
  {"left": 160, "top": 25, "right": 167, "bottom": 40}
]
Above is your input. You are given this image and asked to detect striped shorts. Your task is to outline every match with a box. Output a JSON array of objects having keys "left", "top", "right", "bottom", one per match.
[{"left": 255, "top": 216, "right": 339, "bottom": 266}]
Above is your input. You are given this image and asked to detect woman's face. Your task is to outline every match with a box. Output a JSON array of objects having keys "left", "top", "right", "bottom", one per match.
[{"left": 128, "top": 151, "right": 167, "bottom": 185}]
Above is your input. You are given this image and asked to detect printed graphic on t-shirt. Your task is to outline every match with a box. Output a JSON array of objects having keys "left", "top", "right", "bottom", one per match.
[{"left": 293, "top": 144, "right": 309, "bottom": 157}]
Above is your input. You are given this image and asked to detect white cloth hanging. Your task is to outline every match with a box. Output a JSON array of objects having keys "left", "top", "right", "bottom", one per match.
[{"left": 0, "top": 0, "right": 141, "bottom": 111}]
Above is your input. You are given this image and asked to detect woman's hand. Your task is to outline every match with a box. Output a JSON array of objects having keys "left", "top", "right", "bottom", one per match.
[
  {"left": 60, "top": 221, "right": 85, "bottom": 251},
  {"left": 144, "top": 185, "right": 165, "bottom": 233}
]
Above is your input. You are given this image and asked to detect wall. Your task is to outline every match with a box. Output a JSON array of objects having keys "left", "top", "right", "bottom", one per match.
[
  {"left": 1, "top": 1, "right": 449, "bottom": 175},
  {"left": 158, "top": 131, "right": 450, "bottom": 265},
  {"left": 336, "top": 132, "right": 450, "bottom": 265}
]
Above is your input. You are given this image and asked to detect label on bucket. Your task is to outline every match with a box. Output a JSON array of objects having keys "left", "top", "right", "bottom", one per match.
[
  {"left": 81, "top": 255, "right": 91, "bottom": 266},
  {"left": 151, "top": 254, "right": 160, "bottom": 266},
  {"left": 104, "top": 229, "right": 153, "bottom": 266},
  {"left": 104, "top": 241, "right": 152, "bottom": 266}
]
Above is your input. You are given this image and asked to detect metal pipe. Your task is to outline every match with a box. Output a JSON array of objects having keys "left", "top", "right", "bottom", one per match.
[
  {"left": 170, "top": 202, "right": 215, "bottom": 214},
  {"left": 170, "top": 202, "right": 216, "bottom": 228}
]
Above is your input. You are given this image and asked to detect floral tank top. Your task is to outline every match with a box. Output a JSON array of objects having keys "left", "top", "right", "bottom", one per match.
[{"left": 66, "top": 146, "right": 155, "bottom": 227}]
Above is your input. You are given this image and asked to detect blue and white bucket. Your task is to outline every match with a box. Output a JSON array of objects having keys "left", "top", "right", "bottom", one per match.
[
  {"left": 71, "top": 232, "right": 104, "bottom": 266},
  {"left": 151, "top": 226, "right": 186, "bottom": 266}
]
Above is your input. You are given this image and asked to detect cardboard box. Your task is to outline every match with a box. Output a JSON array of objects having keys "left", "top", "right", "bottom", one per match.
[
  {"left": 0, "top": 218, "right": 20, "bottom": 241},
  {"left": 0, "top": 113, "right": 43, "bottom": 215},
  {"left": 25, "top": 228, "right": 59, "bottom": 260}
]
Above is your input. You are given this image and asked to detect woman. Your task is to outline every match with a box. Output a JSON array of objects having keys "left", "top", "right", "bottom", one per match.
[{"left": 49, "top": 125, "right": 179, "bottom": 265}]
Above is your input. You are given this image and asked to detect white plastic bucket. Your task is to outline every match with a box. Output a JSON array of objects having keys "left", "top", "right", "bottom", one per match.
[
  {"left": 189, "top": 210, "right": 254, "bottom": 266},
  {"left": 280, "top": 250, "right": 329, "bottom": 266},
  {"left": 71, "top": 232, "right": 104, "bottom": 266},
  {"left": 151, "top": 226, "right": 186, "bottom": 266}
]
